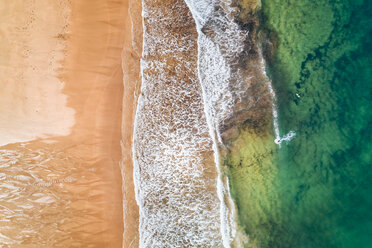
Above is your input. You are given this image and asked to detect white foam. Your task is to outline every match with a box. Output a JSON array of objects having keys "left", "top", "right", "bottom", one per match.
[
  {"left": 132, "top": 1, "right": 223, "bottom": 246},
  {"left": 259, "top": 55, "right": 296, "bottom": 147},
  {"left": 184, "top": 0, "right": 258, "bottom": 246}
]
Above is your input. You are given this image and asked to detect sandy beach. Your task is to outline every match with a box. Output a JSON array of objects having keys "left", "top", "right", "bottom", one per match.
[{"left": 0, "top": 0, "right": 140, "bottom": 247}]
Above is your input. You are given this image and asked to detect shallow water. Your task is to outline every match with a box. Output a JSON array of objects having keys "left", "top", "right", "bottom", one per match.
[{"left": 226, "top": 0, "right": 372, "bottom": 247}]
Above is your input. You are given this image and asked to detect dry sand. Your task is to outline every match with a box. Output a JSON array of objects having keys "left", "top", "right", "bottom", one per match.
[
  {"left": 0, "top": 0, "right": 141, "bottom": 247},
  {"left": 0, "top": 0, "right": 74, "bottom": 146}
]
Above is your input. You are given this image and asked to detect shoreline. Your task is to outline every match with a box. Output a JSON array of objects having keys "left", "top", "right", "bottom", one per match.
[{"left": 120, "top": 0, "right": 142, "bottom": 247}]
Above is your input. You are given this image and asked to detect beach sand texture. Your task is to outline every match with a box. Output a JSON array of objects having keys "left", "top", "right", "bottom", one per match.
[{"left": 0, "top": 0, "right": 137, "bottom": 247}]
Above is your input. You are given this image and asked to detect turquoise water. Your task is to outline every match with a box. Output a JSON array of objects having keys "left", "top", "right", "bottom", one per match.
[{"left": 228, "top": 0, "right": 372, "bottom": 247}]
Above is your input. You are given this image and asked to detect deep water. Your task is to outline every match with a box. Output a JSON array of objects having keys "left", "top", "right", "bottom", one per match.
[{"left": 228, "top": 0, "right": 372, "bottom": 247}]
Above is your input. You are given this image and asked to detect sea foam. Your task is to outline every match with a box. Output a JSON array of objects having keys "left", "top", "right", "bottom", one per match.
[
  {"left": 259, "top": 56, "right": 296, "bottom": 147},
  {"left": 132, "top": 0, "right": 223, "bottom": 246},
  {"left": 184, "top": 0, "right": 254, "bottom": 246}
]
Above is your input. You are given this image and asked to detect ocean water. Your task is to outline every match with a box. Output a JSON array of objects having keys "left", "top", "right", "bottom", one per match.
[{"left": 225, "top": 0, "right": 372, "bottom": 247}]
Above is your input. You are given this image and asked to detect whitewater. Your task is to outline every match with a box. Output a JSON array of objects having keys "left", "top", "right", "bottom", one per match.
[
  {"left": 132, "top": 0, "right": 292, "bottom": 247},
  {"left": 132, "top": 0, "right": 223, "bottom": 246}
]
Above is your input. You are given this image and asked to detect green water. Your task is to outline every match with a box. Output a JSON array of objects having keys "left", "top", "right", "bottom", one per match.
[{"left": 228, "top": 0, "right": 372, "bottom": 247}]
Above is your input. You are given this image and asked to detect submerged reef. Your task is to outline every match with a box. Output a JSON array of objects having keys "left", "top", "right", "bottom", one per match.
[{"left": 223, "top": 0, "right": 372, "bottom": 247}]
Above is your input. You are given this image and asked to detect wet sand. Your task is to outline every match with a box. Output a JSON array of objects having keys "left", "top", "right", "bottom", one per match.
[
  {"left": 120, "top": 0, "right": 142, "bottom": 247},
  {"left": 60, "top": 0, "right": 130, "bottom": 246},
  {"left": 0, "top": 0, "right": 139, "bottom": 247}
]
